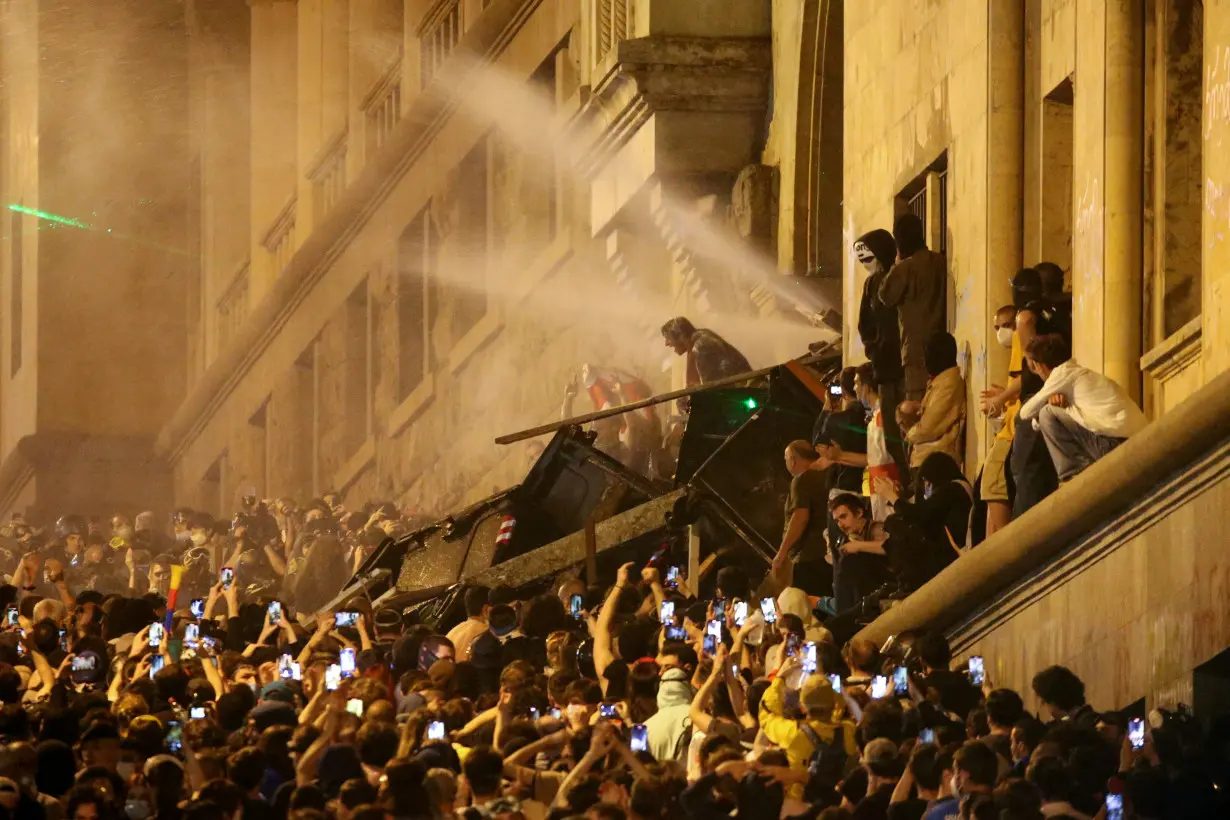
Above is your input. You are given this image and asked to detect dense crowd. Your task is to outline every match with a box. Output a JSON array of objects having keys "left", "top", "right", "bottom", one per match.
[
  {"left": 0, "top": 494, "right": 416, "bottom": 617},
  {"left": 0, "top": 212, "right": 1198, "bottom": 820},
  {"left": 0, "top": 541, "right": 1223, "bottom": 820}
]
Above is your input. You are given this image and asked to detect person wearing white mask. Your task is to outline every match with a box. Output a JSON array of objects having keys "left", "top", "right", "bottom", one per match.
[
  {"left": 978, "top": 305, "right": 1019, "bottom": 538},
  {"left": 854, "top": 228, "right": 907, "bottom": 472}
]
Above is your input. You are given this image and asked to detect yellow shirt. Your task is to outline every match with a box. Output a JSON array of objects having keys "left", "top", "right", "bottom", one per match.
[{"left": 996, "top": 333, "right": 1023, "bottom": 442}]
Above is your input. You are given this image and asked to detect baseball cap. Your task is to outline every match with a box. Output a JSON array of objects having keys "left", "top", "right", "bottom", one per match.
[
  {"left": 260, "top": 681, "right": 296, "bottom": 704},
  {"left": 488, "top": 604, "right": 518, "bottom": 637},
  {"left": 800, "top": 674, "right": 837, "bottom": 715},
  {"left": 861, "top": 737, "right": 902, "bottom": 777}
]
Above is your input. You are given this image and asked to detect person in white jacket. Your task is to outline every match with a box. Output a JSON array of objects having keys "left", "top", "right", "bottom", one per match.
[{"left": 1019, "top": 334, "right": 1146, "bottom": 482}]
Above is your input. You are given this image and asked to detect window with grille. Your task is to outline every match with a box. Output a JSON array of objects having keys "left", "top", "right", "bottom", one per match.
[{"left": 896, "top": 153, "right": 949, "bottom": 256}]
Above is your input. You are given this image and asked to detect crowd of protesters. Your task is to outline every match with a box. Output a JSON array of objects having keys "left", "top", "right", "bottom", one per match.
[
  {"left": 0, "top": 211, "right": 1191, "bottom": 820},
  {"left": 0, "top": 528, "right": 1222, "bottom": 820},
  {"left": 777, "top": 214, "right": 1148, "bottom": 622}
]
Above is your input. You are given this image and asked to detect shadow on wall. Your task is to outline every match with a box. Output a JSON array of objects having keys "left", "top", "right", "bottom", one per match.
[{"left": 2, "top": 434, "right": 172, "bottom": 523}]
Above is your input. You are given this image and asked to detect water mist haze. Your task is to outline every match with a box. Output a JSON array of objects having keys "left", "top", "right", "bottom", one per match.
[
  {"left": 430, "top": 55, "right": 836, "bottom": 373},
  {"left": 383, "top": 52, "right": 838, "bottom": 505}
]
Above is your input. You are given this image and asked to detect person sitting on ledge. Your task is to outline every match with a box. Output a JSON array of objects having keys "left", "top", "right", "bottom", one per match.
[{"left": 1018, "top": 334, "right": 1146, "bottom": 484}]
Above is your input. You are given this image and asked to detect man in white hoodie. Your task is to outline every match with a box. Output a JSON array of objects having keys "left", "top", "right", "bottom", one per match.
[
  {"left": 645, "top": 665, "right": 695, "bottom": 762},
  {"left": 1019, "top": 335, "right": 1146, "bottom": 483}
]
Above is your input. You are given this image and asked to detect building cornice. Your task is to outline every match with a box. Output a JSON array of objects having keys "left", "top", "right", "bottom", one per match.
[
  {"left": 569, "top": 35, "right": 772, "bottom": 181},
  {"left": 156, "top": 0, "right": 545, "bottom": 463}
]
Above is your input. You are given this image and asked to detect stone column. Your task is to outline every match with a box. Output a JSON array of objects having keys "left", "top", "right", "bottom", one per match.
[
  {"left": 1073, "top": 0, "right": 1108, "bottom": 374},
  {"left": 1103, "top": 0, "right": 1146, "bottom": 399},
  {"left": 1203, "top": 1, "right": 1230, "bottom": 379},
  {"left": 248, "top": 0, "right": 300, "bottom": 300},
  {"left": 981, "top": 0, "right": 1026, "bottom": 462}
]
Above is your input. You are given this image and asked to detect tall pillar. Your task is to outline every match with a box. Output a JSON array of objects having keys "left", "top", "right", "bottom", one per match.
[
  {"left": 1203, "top": 1, "right": 1230, "bottom": 379},
  {"left": 983, "top": 0, "right": 1025, "bottom": 462},
  {"left": 1104, "top": 0, "right": 1146, "bottom": 399},
  {"left": 249, "top": 0, "right": 299, "bottom": 300},
  {"left": 1073, "top": 0, "right": 1144, "bottom": 400},
  {"left": 1073, "top": 0, "right": 1108, "bottom": 374}
]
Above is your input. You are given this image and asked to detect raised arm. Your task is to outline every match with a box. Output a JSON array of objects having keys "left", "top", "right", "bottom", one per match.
[
  {"left": 594, "top": 563, "right": 635, "bottom": 682},
  {"left": 689, "top": 644, "right": 727, "bottom": 734}
]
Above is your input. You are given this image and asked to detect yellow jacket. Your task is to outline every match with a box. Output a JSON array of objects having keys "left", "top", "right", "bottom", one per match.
[{"left": 758, "top": 676, "right": 860, "bottom": 791}]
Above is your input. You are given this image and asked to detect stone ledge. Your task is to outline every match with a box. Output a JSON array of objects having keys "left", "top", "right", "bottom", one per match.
[
  {"left": 332, "top": 435, "right": 376, "bottom": 495},
  {"left": 1140, "top": 314, "right": 1202, "bottom": 380},
  {"left": 384, "top": 374, "right": 437, "bottom": 439},
  {"left": 856, "top": 363, "right": 1230, "bottom": 647},
  {"left": 448, "top": 307, "right": 504, "bottom": 375}
]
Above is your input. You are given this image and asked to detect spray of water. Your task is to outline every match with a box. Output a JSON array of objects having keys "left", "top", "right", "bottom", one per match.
[
  {"left": 426, "top": 55, "right": 837, "bottom": 371},
  {"left": 392, "top": 51, "right": 841, "bottom": 508}
]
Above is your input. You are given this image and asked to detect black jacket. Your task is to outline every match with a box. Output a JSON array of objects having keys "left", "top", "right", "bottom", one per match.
[{"left": 858, "top": 272, "right": 904, "bottom": 383}]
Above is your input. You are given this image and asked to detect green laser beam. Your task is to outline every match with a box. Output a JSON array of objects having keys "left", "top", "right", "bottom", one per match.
[
  {"left": 8, "top": 203, "right": 93, "bottom": 230},
  {"left": 7, "top": 203, "right": 193, "bottom": 257}
]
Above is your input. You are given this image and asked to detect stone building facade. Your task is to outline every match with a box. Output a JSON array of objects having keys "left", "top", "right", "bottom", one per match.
[
  {"left": 147, "top": 0, "right": 841, "bottom": 521},
  {"left": 841, "top": 0, "right": 1224, "bottom": 468},
  {"left": 0, "top": 1, "right": 193, "bottom": 521}
]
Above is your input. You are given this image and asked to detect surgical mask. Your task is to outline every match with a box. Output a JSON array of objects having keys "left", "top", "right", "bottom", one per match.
[
  {"left": 124, "top": 800, "right": 151, "bottom": 820},
  {"left": 949, "top": 774, "right": 962, "bottom": 800},
  {"left": 175, "top": 530, "right": 192, "bottom": 543},
  {"left": 116, "top": 761, "right": 137, "bottom": 781},
  {"left": 190, "top": 532, "right": 209, "bottom": 546},
  {"left": 996, "top": 327, "right": 1014, "bottom": 349}
]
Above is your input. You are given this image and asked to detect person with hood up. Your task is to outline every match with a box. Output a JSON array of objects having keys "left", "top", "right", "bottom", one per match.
[
  {"left": 899, "top": 331, "right": 966, "bottom": 472},
  {"left": 644, "top": 666, "right": 695, "bottom": 762},
  {"left": 764, "top": 588, "right": 832, "bottom": 671},
  {"left": 758, "top": 655, "right": 859, "bottom": 799},
  {"left": 854, "top": 229, "right": 907, "bottom": 471},
  {"left": 877, "top": 213, "right": 948, "bottom": 402}
]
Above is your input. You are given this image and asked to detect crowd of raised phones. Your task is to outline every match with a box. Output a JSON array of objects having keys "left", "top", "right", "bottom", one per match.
[{"left": 0, "top": 500, "right": 1223, "bottom": 820}]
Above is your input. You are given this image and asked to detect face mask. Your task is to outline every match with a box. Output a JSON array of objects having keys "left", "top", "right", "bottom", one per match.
[
  {"left": 859, "top": 258, "right": 880, "bottom": 275},
  {"left": 116, "top": 761, "right": 136, "bottom": 780},
  {"left": 996, "top": 327, "right": 1014, "bottom": 349},
  {"left": 923, "top": 483, "right": 933, "bottom": 500},
  {"left": 175, "top": 530, "right": 192, "bottom": 542},
  {"left": 949, "top": 774, "right": 962, "bottom": 800},
  {"left": 124, "top": 800, "right": 151, "bottom": 820},
  {"left": 190, "top": 532, "right": 209, "bottom": 546}
]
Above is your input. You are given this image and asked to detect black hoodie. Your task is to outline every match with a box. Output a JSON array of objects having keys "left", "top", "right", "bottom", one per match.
[{"left": 855, "top": 229, "right": 904, "bottom": 384}]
